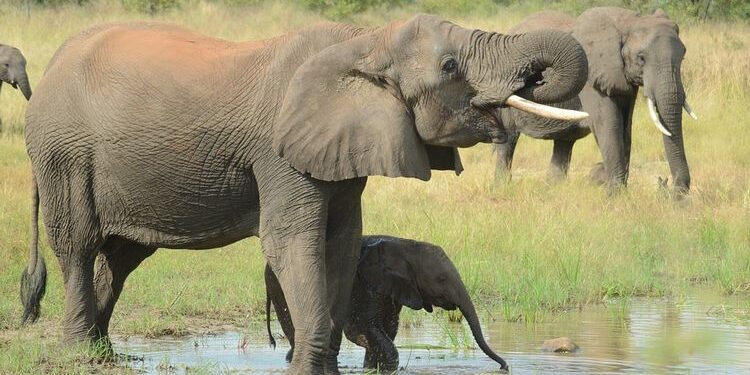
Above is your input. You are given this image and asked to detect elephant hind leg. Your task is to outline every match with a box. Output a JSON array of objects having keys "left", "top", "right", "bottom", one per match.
[
  {"left": 94, "top": 237, "right": 156, "bottom": 340},
  {"left": 41, "top": 172, "right": 104, "bottom": 344}
]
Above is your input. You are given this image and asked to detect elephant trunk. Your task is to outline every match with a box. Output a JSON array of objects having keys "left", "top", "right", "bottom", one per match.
[
  {"left": 458, "top": 29, "right": 588, "bottom": 115},
  {"left": 16, "top": 71, "right": 32, "bottom": 100},
  {"left": 647, "top": 62, "right": 690, "bottom": 194},
  {"left": 456, "top": 288, "right": 508, "bottom": 370},
  {"left": 507, "top": 30, "right": 589, "bottom": 104}
]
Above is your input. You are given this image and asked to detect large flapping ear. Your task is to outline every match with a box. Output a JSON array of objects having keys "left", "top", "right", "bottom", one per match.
[
  {"left": 357, "top": 238, "right": 427, "bottom": 311},
  {"left": 274, "top": 25, "right": 442, "bottom": 182},
  {"left": 572, "top": 8, "right": 632, "bottom": 96}
]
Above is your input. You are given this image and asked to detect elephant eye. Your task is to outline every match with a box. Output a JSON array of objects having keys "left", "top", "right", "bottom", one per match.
[
  {"left": 636, "top": 53, "right": 646, "bottom": 65},
  {"left": 441, "top": 57, "right": 458, "bottom": 75}
]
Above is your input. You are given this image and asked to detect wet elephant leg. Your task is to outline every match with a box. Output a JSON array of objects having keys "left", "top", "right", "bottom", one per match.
[
  {"left": 362, "top": 326, "right": 399, "bottom": 371},
  {"left": 93, "top": 238, "right": 156, "bottom": 341},
  {"left": 42, "top": 173, "right": 103, "bottom": 344},
  {"left": 494, "top": 132, "right": 520, "bottom": 183},
  {"left": 547, "top": 139, "right": 575, "bottom": 181},
  {"left": 57, "top": 249, "right": 99, "bottom": 344},
  {"left": 323, "top": 178, "right": 366, "bottom": 373},
  {"left": 260, "top": 185, "right": 329, "bottom": 374}
]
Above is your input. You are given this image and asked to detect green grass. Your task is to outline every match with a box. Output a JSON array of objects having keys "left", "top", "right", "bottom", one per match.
[{"left": 1, "top": 0, "right": 749, "bottom": 373}]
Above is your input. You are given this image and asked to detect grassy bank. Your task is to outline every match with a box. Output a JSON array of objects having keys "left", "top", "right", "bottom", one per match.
[{"left": 1, "top": 1, "right": 749, "bottom": 373}]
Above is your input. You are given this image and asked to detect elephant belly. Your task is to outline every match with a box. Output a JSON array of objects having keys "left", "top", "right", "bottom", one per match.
[{"left": 97, "top": 163, "right": 262, "bottom": 249}]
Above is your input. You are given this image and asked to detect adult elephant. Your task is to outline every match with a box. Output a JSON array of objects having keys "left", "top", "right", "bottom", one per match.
[
  {"left": 495, "top": 8, "right": 696, "bottom": 194},
  {"left": 0, "top": 44, "right": 32, "bottom": 99},
  {"left": 21, "top": 15, "right": 588, "bottom": 374}
]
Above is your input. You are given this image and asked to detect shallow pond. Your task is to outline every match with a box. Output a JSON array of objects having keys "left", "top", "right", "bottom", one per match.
[{"left": 115, "top": 294, "right": 750, "bottom": 374}]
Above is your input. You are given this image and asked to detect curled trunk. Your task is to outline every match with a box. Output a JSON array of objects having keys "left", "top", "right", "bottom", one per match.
[{"left": 459, "top": 29, "right": 588, "bottom": 107}]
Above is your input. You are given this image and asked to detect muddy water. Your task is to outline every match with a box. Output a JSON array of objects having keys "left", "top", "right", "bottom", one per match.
[{"left": 115, "top": 295, "right": 750, "bottom": 374}]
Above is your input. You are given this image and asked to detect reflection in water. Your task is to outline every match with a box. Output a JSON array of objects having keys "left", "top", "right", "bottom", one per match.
[{"left": 116, "top": 296, "right": 750, "bottom": 374}]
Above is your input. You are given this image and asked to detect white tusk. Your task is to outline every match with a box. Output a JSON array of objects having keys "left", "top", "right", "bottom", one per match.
[
  {"left": 505, "top": 95, "right": 589, "bottom": 121},
  {"left": 683, "top": 100, "right": 698, "bottom": 120},
  {"left": 647, "top": 97, "right": 672, "bottom": 137}
]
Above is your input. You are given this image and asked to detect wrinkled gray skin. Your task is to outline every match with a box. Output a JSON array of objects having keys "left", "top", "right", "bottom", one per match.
[
  {"left": 495, "top": 8, "right": 691, "bottom": 195},
  {"left": 0, "top": 44, "right": 32, "bottom": 100},
  {"left": 22, "top": 15, "right": 587, "bottom": 374},
  {"left": 266, "top": 236, "right": 508, "bottom": 372}
]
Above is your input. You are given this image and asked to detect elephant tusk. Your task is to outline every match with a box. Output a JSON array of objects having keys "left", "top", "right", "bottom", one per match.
[
  {"left": 647, "top": 97, "right": 672, "bottom": 137},
  {"left": 683, "top": 100, "right": 698, "bottom": 120},
  {"left": 505, "top": 95, "right": 589, "bottom": 121}
]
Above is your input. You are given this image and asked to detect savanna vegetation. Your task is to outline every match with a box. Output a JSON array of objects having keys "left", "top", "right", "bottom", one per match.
[{"left": 0, "top": 0, "right": 748, "bottom": 373}]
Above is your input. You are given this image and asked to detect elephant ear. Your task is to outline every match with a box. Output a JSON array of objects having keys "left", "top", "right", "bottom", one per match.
[
  {"left": 357, "top": 238, "right": 429, "bottom": 311},
  {"left": 572, "top": 9, "right": 632, "bottom": 96},
  {"left": 274, "top": 27, "right": 460, "bottom": 182}
]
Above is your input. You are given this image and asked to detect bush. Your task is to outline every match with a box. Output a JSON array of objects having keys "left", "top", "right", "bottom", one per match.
[
  {"left": 122, "top": 0, "right": 180, "bottom": 14},
  {"left": 416, "top": 0, "right": 497, "bottom": 16},
  {"left": 300, "top": 0, "right": 397, "bottom": 19}
]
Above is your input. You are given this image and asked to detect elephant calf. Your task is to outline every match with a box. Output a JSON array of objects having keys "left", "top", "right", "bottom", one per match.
[
  {"left": 265, "top": 235, "right": 507, "bottom": 372},
  {"left": 0, "top": 43, "right": 32, "bottom": 100}
]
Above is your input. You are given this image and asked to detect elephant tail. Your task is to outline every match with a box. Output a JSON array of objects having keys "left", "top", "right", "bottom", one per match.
[
  {"left": 20, "top": 175, "right": 47, "bottom": 325},
  {"left": 266, "top": 288, "right": 276, "bottom": 349}
]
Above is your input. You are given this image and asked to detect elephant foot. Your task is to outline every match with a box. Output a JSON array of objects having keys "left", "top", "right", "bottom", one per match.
[
  {"left": 546, "top": 168, "right": 567, "bottom": 183},
  {"left": 606, "top": 182, "right": 626, "bottom": 197},
  {"left": 588, "top": 163, "right": 607, "bottom": 186},
  {"left": 287, "top": 363, "right": 325, "bottom": 375},
  {"left": 494, "top": 169, "right": 512, "bottom": 185},
  {"left": 323, "top": 355, "right": 340, "bottom": 375}
]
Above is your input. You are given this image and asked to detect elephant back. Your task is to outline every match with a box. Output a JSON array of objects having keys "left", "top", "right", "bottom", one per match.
[{"left": 509, "top": 11, "right": 575, "bottom": 34}]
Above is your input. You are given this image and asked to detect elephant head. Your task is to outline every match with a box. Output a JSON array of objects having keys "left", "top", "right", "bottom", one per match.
[
  {"left": 573, "top": 7, "right": 692, "bottom": 192},
  {"left": 0, "top": 44, "right": 32, "bottom": 100},
  {"left": 357, "top": 236, "right": 508, "bottom": 370},
  {"left": 275, "top": 14, "right": 588, "bottom": 182}
]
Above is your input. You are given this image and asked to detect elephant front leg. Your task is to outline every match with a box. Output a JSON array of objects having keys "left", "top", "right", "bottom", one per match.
[
  {"left": 260, "top": 196, "right": 330, "bottom": 374},
  {"left": 362, "top": 327, "right": 399, "bottom": 372},
  {"left": 323, "top": 178, "right": 366, "bottom": 373},
  {"left": 494, "top": 132, "right": 520, "bottom": 183},
  {"left": 582, "top": 88, "right": 629, "bottom": 194},
  {"left": 547, "top": 139, "right": 575, "bottom": 181}
]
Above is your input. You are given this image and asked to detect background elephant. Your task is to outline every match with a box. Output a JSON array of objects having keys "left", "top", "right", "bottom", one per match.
[
  {"left": 494, "top": 7, "right": 695, "bottom": 194},
  {"left": 0, "top": 44, "right": 32, "bottom": 100},
  {"left": 266, "top": 235, "right": 507, "bottom": 372},
  {"left": 21, "top": 15, "right": 587, "bottom": 373}
]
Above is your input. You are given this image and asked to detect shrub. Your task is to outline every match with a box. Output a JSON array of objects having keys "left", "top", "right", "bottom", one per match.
[{"left": 122, "top": 0, "right": 180, "bottom": 14}]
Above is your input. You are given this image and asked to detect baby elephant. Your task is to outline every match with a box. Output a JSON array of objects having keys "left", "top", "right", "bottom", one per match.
[
  {"left": 0, "top": 44, "right": 32, "bottom": 100},
  {"left": 265, "top": 235, "right": 508, "bottom": 372}
]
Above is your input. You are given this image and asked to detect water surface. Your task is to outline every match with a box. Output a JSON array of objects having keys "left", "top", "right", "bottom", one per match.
[{"left": 115, "top": 295, "right": 750, "bottom": 374}]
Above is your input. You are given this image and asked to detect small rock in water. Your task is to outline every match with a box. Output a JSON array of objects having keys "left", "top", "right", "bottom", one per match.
[{"left": 542, "top": 337, "right": 579, "bottom": 353}]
